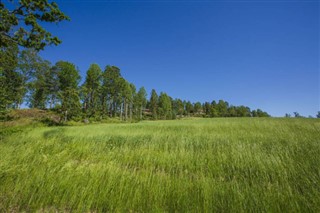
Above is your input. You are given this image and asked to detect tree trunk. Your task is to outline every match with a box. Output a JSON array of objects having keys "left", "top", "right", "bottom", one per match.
[
  {"left": 140, "top": 106, "right": 143, "bottom": 120},
  {"left": 125, "top": 100, "right": 128, "bottom": 121},
  {"left": 50, "top": 96, "right": 52, "bottom": 109},
  {"left": 130, "top": 102, "right": 132, "bottom": 120},
  {"left": 114, "top": 102, "right": 117, "bottom": 118},
  {"left": 65, "top": 110, "right": 68, "bottom": 122},
  {"left": 83, "top": 101, "right": 87, "bottom": 113},
  {"left": 120, "top": 101, "right": 123, "bottom": 120},
  {"left": 108, "top": 101, "right": 112, "bottom": 117}
]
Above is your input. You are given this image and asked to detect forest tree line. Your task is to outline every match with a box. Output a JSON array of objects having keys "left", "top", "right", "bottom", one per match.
[
  {"left": 1, "top": 48, "right": 270, "bottom": 122},
  {"left": 2, "top": 1, "right": 319, "bottom": 122}
]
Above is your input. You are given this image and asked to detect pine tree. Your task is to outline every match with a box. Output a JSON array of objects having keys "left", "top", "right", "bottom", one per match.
[
  {"left": 0, "top": 42, "right": 21, "bottom": 114},
  {"left": 194, "top": 102, "right": 202, "bottom": 115},
  {"left": 158, "top": 92, "right": 172, "bottom": 120},
  {"left": 128, "top": 83, "right": 136, "bottom": 120},
  {"left": 45, "top": 66, "right": 60, "bottom": 109},
  {"left": 102, "top": 66, "right": 122, "bottom": 117},
  {"left": 82, "top": 64, "right": 102, "bottom": 117},
  {"left": 137, "top": 87, "right": 147, "bottom": 120},
  {"left": 150, "top": 89, "right": 158, "bottom": 120},
  {"left": 217, "top": 100, "right": 228, "bottom": 117},
  {"left": 55, "top": 61, "right": 81, "bottom": 121},
  {"left": 1, "top": 0, "right": 69, "bottom": 50},
  {"left": 185, "top": 101, "right": 193, "bottom": 116},
  {"left": 173, "top": 98, "right": 184, "bottom": 118},
  {"left": 29, "top": 60, "right": 51, "bottom": 109}
]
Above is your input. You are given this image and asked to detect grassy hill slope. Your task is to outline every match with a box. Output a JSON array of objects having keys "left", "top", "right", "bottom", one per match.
[{"left": 0, "top": 118, "right": 319, "bottom": 212}]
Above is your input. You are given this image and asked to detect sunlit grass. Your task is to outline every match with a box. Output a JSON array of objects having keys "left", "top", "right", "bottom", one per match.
[{"left": 0, "top": 118, "right": 319, "bottom": 212}]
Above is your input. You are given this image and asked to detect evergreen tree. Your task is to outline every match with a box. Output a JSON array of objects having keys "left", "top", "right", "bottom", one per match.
[
  {"left": 136, "top": 87, "right": 147, "bottom": 120},
  {"left": 203, "top": 102, "right": 211, "bottom": 117},
  {"left": 15, "top": 49, "right": 39, "bottom": 107},
  {"left": 129, "top": 83, "right": 137, "bottom": 120},
  {"left": 173, "top": 98, "right": 184, "bottom": 118},
  {"left": 1, "top": 0, "right": 69, "bottom": 50},
  {"left": 55, "top": 61, "right": 81, "bottom": 121},
  {"left": 82, "top": 64, "right": 102, "bottom": 117},
  {"left": 29, "top": 60, "right": 51, "bottom": 109},
  {"left": 102, "top": 65, "right": 122, "bottom": 117},
  {"left": 216, "top": 100, "right": 228, "bottom": 117},
  {"left": 150, "top": 89, "right": 158, "bottom": 120},
  {"left": 228, "top": 106, "right": 237, "bottom": 117},
  {"left": 210, "top": 107, "right": 218, "bottom": 117},
  {"left": 185, "top": 101, "right": 193, "bottom": 116},
  {"left": 194, "top": 102, "right": 202, "bottom": 115},
  {"left": 1, "top": 51, "right": 273, "bottom": 122},
  {"left": 236, "top": 106, "right": 251, "bottom": 117},
  {"left": 116, "top": 77, "right": 132, "bottom": 120},
  {"left": 121, "top": 80, "right": 133, "bottom": 121},
  {"left": 256, "top": 109, "right": 270, "bottom": 117},
  {"left": 158, "top": 92, "right": 172, "bottom": 119},
  {"left": 45, "top": 66, "right": 60, "bottom": 109},
  {"left": 293, "top": 112, "right": 301, "bottom": 118},
  {"left": 0, "top": 42, "right": 21, "bottom": 114}
]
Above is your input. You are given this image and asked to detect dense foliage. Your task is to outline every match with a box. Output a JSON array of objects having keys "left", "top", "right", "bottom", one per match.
[
  {"left": 1, "top": 0, "right": 69, "bottom": 119},
  {"left": 0, "top": 0, "right": 69, "bottom": 50},
  {"left": 1, "top": 49, "right": 271, "bottom": 122}
]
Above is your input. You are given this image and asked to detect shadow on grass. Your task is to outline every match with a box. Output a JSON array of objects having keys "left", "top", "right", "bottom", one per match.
[{"left": 43, "top": 128, "right": 66, "bottom": 139}]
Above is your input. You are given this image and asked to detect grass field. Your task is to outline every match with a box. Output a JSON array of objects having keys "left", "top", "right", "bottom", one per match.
[{"left": 0, "top": 118, "right": 319, "bottom": 212}]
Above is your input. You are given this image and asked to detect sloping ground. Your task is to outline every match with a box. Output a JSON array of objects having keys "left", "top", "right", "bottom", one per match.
[
  {"left": 0, "top": 109, "right": 61, "bottom": 137},
  {"left": 2, "top": 109, "right": 61, "bottom": 125},
  {"left": 0, "top": 118, "right": 319, "bottom": 212},
  {"left": 9, "top": 108, "right": 52, "bottom": 118}
]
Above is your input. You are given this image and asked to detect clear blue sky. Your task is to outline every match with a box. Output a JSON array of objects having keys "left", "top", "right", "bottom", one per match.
[{"left": 40, "top": 0, "right": 319, "bottom": 117}]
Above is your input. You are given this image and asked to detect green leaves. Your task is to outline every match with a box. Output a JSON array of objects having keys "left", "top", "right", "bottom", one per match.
[
  {"left": 150, "top": 89, "right": 159, "bottom": 120},
  {"left": 0, "top": 42, "right": 21, "bottom": 113},
  {"left": 0, "top": 0, "right": 69, "bottom": 50},
  {"left": 54, "top": 61, "right": 81, "bottom": 120},
  {"left": 158, "top": 92, "right": 172, "bottom": 120},
  {"left": 82, "top": 64, "right": 102, "bottom": 117}
]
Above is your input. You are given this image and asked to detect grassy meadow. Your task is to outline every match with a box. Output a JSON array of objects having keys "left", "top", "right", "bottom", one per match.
[{"left": 0, "top": 118, "right": 319, "bottom": 212}]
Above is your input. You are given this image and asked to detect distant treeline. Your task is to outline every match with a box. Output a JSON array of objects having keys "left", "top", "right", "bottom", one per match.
[{"left": 1, "top": 48, "right": 270, "bottom": 122}]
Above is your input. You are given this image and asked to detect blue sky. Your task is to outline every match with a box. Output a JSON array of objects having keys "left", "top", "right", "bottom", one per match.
[{"left": 39, "top": 0, "right": 319, "bottom": 117}]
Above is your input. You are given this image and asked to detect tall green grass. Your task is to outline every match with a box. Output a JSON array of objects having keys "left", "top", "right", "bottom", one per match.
[{"left": 0, "top": 118, "right": 319, "bottom": 212}]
